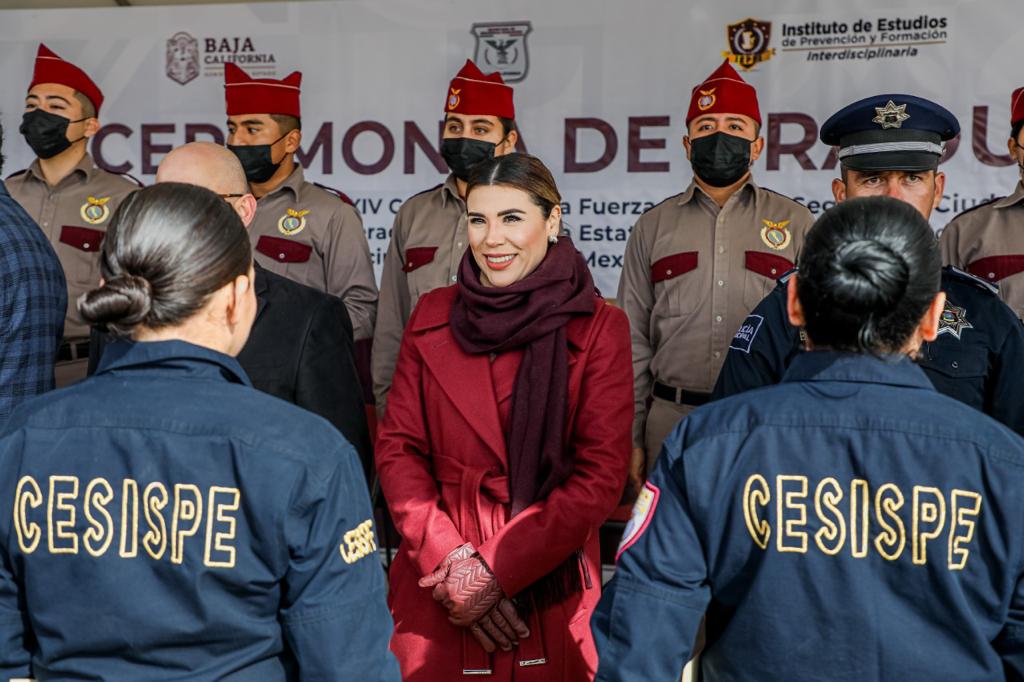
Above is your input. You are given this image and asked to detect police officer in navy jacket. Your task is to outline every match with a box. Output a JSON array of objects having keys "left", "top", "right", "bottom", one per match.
[
  {"left": 593, "top": 197, "right": 1024, "bottom": 681},
  {"left": 0, "top": 183, "right": 399, "bottom": 681},
  {"left": 713, "top": 94, "right": 1024, "bottom": 435}
]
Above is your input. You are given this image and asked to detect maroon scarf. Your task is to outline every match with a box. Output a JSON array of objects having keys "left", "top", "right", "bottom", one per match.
[
  {"left": 450, "top": 236, "right": 595, "bottom": 513},
  {"left": 450, "top": 237, "right": 596, "bottom": 604}
]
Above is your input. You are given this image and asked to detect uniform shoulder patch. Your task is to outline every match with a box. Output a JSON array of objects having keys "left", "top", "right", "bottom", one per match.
[
  {"left": 312, "top": 182, "right": 354, "bottom": 206},
  {"left": 729, "top": 314, "right": 765, "bottom": 354},
  {"left": 616, "top": 481, "right": 660, "bottom": 560},
  {"left": 944, "top": 266, "right": 999, "bottom": 296}
]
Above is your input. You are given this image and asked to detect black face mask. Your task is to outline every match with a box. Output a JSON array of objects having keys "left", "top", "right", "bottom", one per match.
[
  {"left": 228, "top": 132, "right": 288, "bottom": 184},
  {"left": 441, "top": 137, "right": 499, "bottom": 182},
  {"left": 20, "top": 110, "right": 87, "bottom": 160},
  {"left": 689, "top": 132, "right": 754, "bottom": 188}
]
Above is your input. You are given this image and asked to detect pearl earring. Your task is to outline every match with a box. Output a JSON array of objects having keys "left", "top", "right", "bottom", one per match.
[{"left": 549, "top": 234, "right": 558, "bottom": 244}]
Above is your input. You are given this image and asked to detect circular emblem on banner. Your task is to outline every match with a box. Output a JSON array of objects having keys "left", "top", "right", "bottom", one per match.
[
  {"left": 80, "top": 196, "right": 111, "bottom": 225},
  {"left": 697, "top": 88, "right": 716, "bottom": 111},
  {"left": 760, "top": 219, "right": 792, "bottom": 251},
  {"left": 278, "top": 208, "right": 310, "bottom": 236}
]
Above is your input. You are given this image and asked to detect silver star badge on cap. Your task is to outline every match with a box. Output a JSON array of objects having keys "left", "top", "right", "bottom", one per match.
[{"left": 872, "top": 100, "right": 910, "bottom": 129}]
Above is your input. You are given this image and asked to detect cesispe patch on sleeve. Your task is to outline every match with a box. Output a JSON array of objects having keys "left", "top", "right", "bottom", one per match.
[
  {"left": 729, "top": 314, "right": 764, "bottom": 354},
  {"left": 339, "top": 519, "right": 377, "bottom": 564},
  {"left": 616, "top": 482, "right": 660, "bottom": 560}
]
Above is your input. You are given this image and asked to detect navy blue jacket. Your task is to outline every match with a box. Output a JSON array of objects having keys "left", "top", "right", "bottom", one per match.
[
  {"left": 712, "top": 266, "right": 1024, "bottom": 435},
  {"left": 0, "top": 340, "right": 400, "bottom": 681},
  {"left": 594, "top": 352, "right": 1024, "bottom": 681}
]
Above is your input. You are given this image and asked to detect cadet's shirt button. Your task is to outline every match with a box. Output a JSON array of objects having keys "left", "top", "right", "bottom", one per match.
[
  {"left": 714, "top": 351, "right": 721, "bottom": 359},
  {"left": 278, "top": 253, "right": 286, "bottom": 260},
  {"left": 666, "top": 269, "right": 673, "bottom": 275},
  {"left": 952, "top": 361, "right": 959, "bottom": 369},
  {"left": 988, "top": 272, "right": 996, "bottom": 279},
  {"left": 407, "top": 262, "right": 413, "bottom": 268},
  {"left": 717, "top": 280, "right": 724, "bottom": 287},
  {"left": 715, "top": 315, "right": 723, "bottom": 323},
  {"left": 771, "top": 268, "right": 777, "bottom": 275},
  {"left": 457, "top": 242, "right": 463, "bottom": 248},
  {"left": 718, "top": 246, "right": 725, "bottom": 254},
  {"left": 83, "top": 243, "right": 90, "bottom": 249},
  {"left": 451, "top": 275, "right": 457, "bottom": 282}
]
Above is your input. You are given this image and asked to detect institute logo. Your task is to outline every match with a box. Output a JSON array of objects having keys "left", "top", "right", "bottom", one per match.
[
  {"left": 723, "top": 17, "right": 776, "bottom": 70},
  {"left": 471, "top": 21, "right": 532, "bottom": 83},
  {"left": 166, "top": 31, "right": 200, "bottom": 86}
]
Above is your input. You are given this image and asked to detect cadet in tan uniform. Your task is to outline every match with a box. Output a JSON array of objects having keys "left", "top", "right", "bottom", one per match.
[
  {"left": 618, "top": 60, "right": 813, "bottom": 473},
  {"left": 940, "top": 87, "right": 1024, "bottom": 319},
  {"left": 372, "top": 60, "right": 518, "bottom": 411},
  {"left": 224, "top": 63, "right": 377, "bottom": 341},
  {"left": 6, "top": 44, "right": 140, "bottom": 386}
]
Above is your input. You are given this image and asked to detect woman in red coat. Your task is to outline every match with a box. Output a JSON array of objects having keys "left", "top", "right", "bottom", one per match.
[{"left": 376, "top": 153, "right": 633, "bottom": 681}]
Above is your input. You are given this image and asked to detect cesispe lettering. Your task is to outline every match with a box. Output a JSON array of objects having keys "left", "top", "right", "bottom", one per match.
[
  {"left": 742, "top": 473, "right": 982, "bottom": 569},
  {"left": 340, "top": 519, "right": 377, "bottom": 564},
  {"left": 14, "top": 475, "right": 241, "bottom": 569}
]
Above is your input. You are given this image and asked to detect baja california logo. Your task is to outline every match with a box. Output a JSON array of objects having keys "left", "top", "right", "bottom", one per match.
[
  {"left": 166, "top": 32, "right": 200, "bottom": 85},
  {"left": 471, "top": 21, "right": 532, "bottom": 83},
  {"left": 723, "top": 18, "right": 776, "bottom": 70}
]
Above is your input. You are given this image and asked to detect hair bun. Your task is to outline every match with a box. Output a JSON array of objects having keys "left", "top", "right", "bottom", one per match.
[
  {"left": 830, "top": 239, "right": 910, "bottom": 314},
  {"left": 78, "top": 273, "right": 153, "bottom": 336}
]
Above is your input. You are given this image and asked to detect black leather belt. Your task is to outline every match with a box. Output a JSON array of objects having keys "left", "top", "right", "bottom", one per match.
[
  {"left": 57, "top": 339, "right": 90, "bottom": 363},
  {"left": 653, "top": 382, "right": 710, "bottom": 407}
]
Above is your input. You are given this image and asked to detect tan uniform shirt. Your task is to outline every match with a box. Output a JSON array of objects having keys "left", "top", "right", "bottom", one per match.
[
  {"left": 5, "top": 154, "right": 140, "bottom": 339},
  {"left": 940, "top": 181, "right": 1024, "bottom": 319},
  {"left": 250, "top": 166, "right": 378, "bottom": 340},
  {"left": 372, "top": 174, "right": 467, "bottom": 410},
  {"left": 618, "top": 179, "right": 814, "bottom": 446}
]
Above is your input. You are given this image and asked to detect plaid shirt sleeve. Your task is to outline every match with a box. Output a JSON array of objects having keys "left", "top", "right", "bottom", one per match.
[{"left": 0, "top": 183, "right": 67, "bottom": 422}]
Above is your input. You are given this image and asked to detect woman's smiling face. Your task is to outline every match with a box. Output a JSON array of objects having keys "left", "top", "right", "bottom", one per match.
[{"left": 466, "top": 184, "right": 560, "bottom": 288}]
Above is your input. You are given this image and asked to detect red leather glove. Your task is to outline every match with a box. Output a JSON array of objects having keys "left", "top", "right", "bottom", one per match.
[
  {"left": 470, "top": 598, "right": 531, "bottom": 652},
  {"left": 419, "top": 542, "right": 475, "bottom": 589},
  {"left": 419, "top": 543, "right": 502, "bottom": 626}
]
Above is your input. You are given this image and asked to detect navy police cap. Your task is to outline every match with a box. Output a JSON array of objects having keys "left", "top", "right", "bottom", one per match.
[{"left": 821, "top": 94, "right": 960, "bottom": 172}]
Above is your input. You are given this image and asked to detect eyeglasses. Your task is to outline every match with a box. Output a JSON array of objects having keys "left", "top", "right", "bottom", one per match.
[{"left": 219, "top": 193, "right": 245, "bottom": 199}]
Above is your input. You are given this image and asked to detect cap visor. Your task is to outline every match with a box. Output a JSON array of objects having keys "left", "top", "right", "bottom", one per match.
[{"left": 841, "top": 151, "right": 940, "bottom": 173}]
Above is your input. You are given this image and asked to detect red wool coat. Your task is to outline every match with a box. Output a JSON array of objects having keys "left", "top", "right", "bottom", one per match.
[{"left": 376, "top": 286, "right": 633, "bottom": 681}]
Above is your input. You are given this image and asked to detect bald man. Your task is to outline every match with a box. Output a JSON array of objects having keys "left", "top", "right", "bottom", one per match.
[{"left": 89, "top": 142, "right": 373, "bottom": 481}]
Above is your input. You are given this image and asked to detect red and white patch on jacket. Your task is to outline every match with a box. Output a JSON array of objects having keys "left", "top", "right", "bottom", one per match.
[{"left": 616, "top": 481, "right": 660, "bottom": 560}]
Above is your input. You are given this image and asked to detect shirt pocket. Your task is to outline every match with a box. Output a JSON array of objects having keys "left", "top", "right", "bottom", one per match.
[
  {"left": 918, "top": 343, "right": 987, "bottom": 411},
  {"left": 743, "top": 251, "right": 794, "bottom": 311},
  {"left": 403, "top": 245, "right": 441, "bottom": 309},
  {"left": 651, "top": 251, "right": 699, "bottom": 317},
  {"left": 256, "top": 235, "right": 313, "bottom": 264},
  {"left": 58, "top": 225, "right": 104, "bottom": 287}
]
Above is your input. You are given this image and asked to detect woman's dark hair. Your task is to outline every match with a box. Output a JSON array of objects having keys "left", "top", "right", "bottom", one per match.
[
  {"left": 797, "top": 195, "right": 941, "bottom": 354},
  {"left": 465, "top": 152, "right": 560, "bottom": 218},
  {"left": 79, "top": 182, "right": 252, "bottom": 338}
]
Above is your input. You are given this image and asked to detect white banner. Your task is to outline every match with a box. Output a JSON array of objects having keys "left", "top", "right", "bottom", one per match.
[{"left": 0, "top": 0, "right": 1018, "bottom": 294}]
